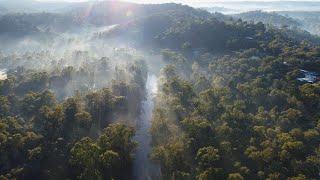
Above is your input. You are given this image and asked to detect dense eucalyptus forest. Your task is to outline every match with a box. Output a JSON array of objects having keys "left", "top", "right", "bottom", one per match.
[{"left": 0, "top": 1, "right": 319, "bottom": 180}]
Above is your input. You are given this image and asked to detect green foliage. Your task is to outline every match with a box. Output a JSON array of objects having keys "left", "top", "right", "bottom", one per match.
[
  {"left": 0, "top": 56, "right": 146, "bottom": 178},
  {"left": 98, "top": 123, "right": 137, "bottom": 163},
  {"left": 70, "top": 137, "right": 102, "bottom": 180},
  {"left": 1, "top": 1, "right": 320, "bottom": 179},
  {"left": 196, "top": 146, "right": 220, "bottom": 169},
  {"left": 228, "top": 173, "right": 244, "bottom": 180},
  {"left": 150, "top": 24, "right": 320, "bottom": 179},
  {"left": 70, "top": 123, "right": 136, "bottom": 179}
]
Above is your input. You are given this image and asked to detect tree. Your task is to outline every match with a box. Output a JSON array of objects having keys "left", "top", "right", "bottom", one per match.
[
  {"left": 196, "top": 146, "right": 220, "bottom": 170},
  {"left": 228, "top": 173, "right": 244, "bottom": 180},
  {"left": 69, "top": 137, "right": 102, "bottom": 180},
  {"left": 98, "top": 123, "right": 136, "bottom": 164}
]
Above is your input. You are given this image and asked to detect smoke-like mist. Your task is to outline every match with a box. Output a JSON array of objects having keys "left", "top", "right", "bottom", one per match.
[{"left": 133, "top": 74, "right": 161, "bottom": 180}]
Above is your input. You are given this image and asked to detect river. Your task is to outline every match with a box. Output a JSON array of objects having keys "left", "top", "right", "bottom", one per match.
[
  {"left": 132, "top": 74, "right": 161, "bottom": 180},
  {"left": 297, "top": 69, "right": 319, "bottom": 83}
]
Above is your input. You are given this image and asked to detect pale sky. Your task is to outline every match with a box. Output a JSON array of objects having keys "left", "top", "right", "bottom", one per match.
[
  {"left": 37, "top": 0, "right": 320, "bottom": 2},
  {"left": 34, "top": 0, "right": 320, "bottom": 12}
]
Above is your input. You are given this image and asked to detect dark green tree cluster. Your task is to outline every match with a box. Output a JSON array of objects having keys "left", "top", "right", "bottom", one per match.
[
  {"left": 150, "top": 40, "right": 320, "bottom": 179},
  {"left": 0, "top": 58, "right": 148, "bottom": 179}
]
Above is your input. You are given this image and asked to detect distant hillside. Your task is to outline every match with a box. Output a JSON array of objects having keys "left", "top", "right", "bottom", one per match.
[
  {"left": 86, "top": 2, "right": 260, "bottom": 52},
  {"left": 69, "top": 2, "right": 211, "bottom": 26},
  {"left": 200, "top": 1, "right": 320, "bottom": 13},
  {"left": 99, "top": 3, "right": 320, "bottom": 52},
  {"left": 234, "top": 11, "right": 300, "bottom": 28},
  {"left": 278, "top": 11, "right": 320, "bottom": 35},
  {"left": 0, "top": 1, "right": 319, "bottom": 53},
  {"left": 233, "top": 10, "right": 320, "bottom": 36},
  {"left": 0, "top": 12, "right": 80, "bottom": 38}
]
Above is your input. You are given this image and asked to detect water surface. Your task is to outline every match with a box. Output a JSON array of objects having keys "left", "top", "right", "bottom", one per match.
[{"left": 132, "top": 74, "right": 160, "bottom": 180}]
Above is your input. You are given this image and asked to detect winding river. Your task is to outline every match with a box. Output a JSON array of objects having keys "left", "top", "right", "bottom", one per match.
[{"left": 132, "top": 74, "right": 161, "bottom": 180}]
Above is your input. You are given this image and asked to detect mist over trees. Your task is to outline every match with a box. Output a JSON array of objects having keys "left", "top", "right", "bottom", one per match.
[{"left": 0, "top": 1, "right": 319, "bottom": 180}]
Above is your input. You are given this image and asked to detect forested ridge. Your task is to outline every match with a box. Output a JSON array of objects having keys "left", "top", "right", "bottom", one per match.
[{"left": 0, "top": 1, "right": 319, "bottom": 180}]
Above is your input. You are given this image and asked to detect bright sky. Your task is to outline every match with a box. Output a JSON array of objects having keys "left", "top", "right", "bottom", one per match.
[
  {"left": 37, "top": 0, "right": 320, "bottom": 2},
  {"left": 34, "top": 0, "right": 320, "bottom": 12}
]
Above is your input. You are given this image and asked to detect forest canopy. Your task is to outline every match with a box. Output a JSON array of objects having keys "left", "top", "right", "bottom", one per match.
[{"left": 0, "top": 1, "right": 319, "bottom": 180}]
